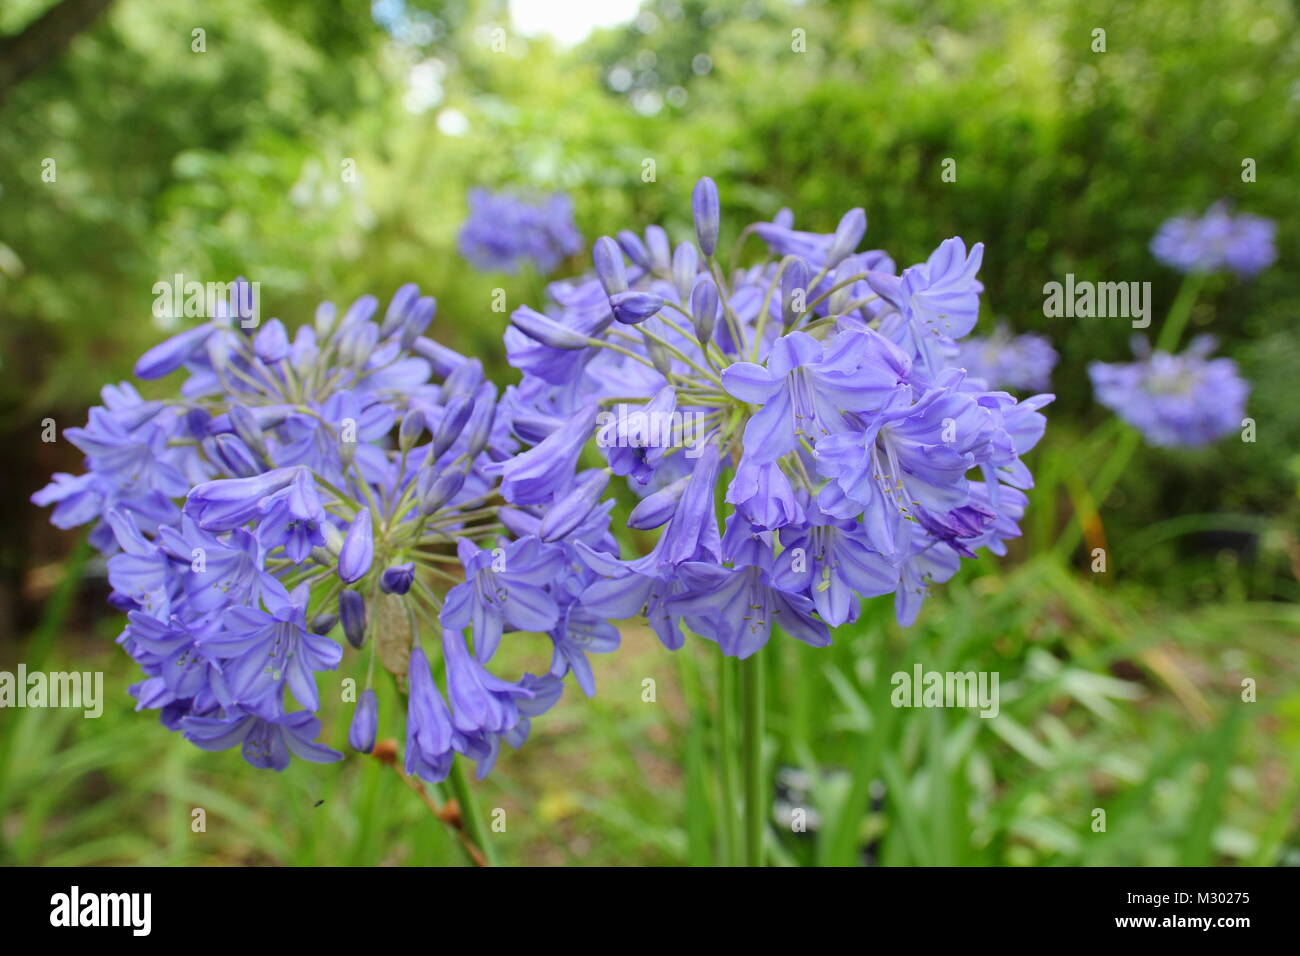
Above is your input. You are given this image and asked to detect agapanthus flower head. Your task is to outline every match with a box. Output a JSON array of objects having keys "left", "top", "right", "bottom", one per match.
[
  {"left": 1088, "top": 335, "right": 1248, "bottom": 447},
  {"left": 503, "top": 179, "right": 1053, "bottom": 649},
  {"left": 1150, "top": 201, "right": 1276, "bottom": 277},
  {"left": 34, "top": 280, "right": 586, "bottom": 775},
  {"left": 955, "top": 321, "right": 1058, "bottom": 392},
  {"left": 458, "top": 188, "right": 583, "bottom": 275}
]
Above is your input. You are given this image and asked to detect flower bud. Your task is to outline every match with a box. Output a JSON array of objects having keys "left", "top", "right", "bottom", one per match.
[
  {"left": 689, "top": 275, "right": 719, "bottom": 349},
  {"left": 692, "top": 176, "right": 720, "bottom": 256},
  {"left": 338, "top": 508, "right": 374, "bottom": 583},
  {"left": 348, "top": 689, "right": 378, "bottom": 753},
  {"left": 781, "top": 256, "right": 811, "bottom": 329},
  {"left": 672, "top": 242, "right": 699, "bottom": 301},
  {"left": 254, "top": 319, "right": 290, "bottom": 364},
  {"left": 420, "top": 467, "right": 467, "bottom": 515},
  {"left": 645, "top": 225, "right": 671, "bottom": 273},
  {"left": 442, "top": 356, "right": 484, "bottom": 399},
  {"left": 510, "top": 306, "right": 589, "bottom": 350},
  {"left": 380, "top": 561, "right": 415, "bottom": 595},
  {"left": 340, "top": 294, "right": 378, "bottom": 328},
  {"left": 380, "top": 283, "right": 420, "bottom": 338},
  {"left": 628, "top": 474, "right": 690, "bottom": 530},
  {"left": 827, "top": 208, "right": 866, "bottom": 266},
  {"left": 228, "top": 404, "right": 267, "bottom": 457},
  {"left": 617, "top": 230, "right": 652, "bottom": 271},
  {"left": 133, "top": 324, "right": 214, "bottom": 380},
  {"left": 339, "top": 431, "right": 357, "bottom": 468},
  {"left": 399, "top": 408, "right": 426, "bottom": 452},
  {"left": 539, "top": 471, "right": 610, "bottom": 542},
  {"left": 309, "top": 611, "right": 338, "bottom": 635},
  {"left": 644, "top": 337, "right": 673, "bottom": 379},
  {"left": 429, "top": 394, "right": 474, "bottom": 460},
  {"left": 412, "top": 336, "right": 467, "bottom": 378},
  {"left": 610, "top": 290, "right": 664, "bottom": 325},
  {"left": 399, "top": 296, "right": 436, "bottom": 349},
  {"left": 322, "top": 521, "right": 344, "bottom": 555},
  {"left": 337, "top": 320, "right": 379, "bottom": 367},
  {"left": 829, "top": 258, "right": 855, "bottom": 314},
  {"left": 314, "top": 301, "right": 337, "bottom": 338},
  {"left": 210, "top": 434, "right": 262, "bottom": 478},
  {"left": 592, "top": 236, "right": 628, "bottom": 297},
  {"left": 463, "top": 400, "right": 496, "bottom": 460},
  {"left": 339, "top": 589, "right": 366, "bottom": 648}
]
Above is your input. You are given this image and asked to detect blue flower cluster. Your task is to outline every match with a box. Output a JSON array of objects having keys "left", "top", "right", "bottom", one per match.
[
  {"left": 32, "top": 280, "right": 603, "bottom": 777},
  {"left": 458, "top": 188, "right": 583, "bottom": 275},
  {"left": 504, "top": 178, "right": 1054, "bottom": 647},
  {"left": 1089, "top": 336, "right": 1249, "bottom": 448},
  {"left": 1150, "top": 201, "right": 1276, "bottom": 277},
  {"left": 955, "top": 321, "right": 1058, "bottom": 393},
  {"left": 33, "top": 179, "right": 1062, "bottom": 775}
]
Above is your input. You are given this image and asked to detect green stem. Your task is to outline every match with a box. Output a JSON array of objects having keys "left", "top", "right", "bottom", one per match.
[
  {"left": 448, "top": 756, "right": 497, "bottom": 865},
  {"left": 740, "top": 652, "right": 766, "bottom": 867},
  {"left": 1154, "top": 272, "right": 1204, "bottom": 354},
  {"left": 716, "top": 655, "right": 739, "bottom": 864}
]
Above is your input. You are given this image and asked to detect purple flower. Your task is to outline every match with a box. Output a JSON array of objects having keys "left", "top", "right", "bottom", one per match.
[
  {"left": 1089, "top": 336, "right": 1248, "bottom": 447},
  {"left": 499, "top": 177, "right": 1051, "bottom": 633},
  {"left": 182, "top": 710, "right": 342, "bottom": 771},
  {"left": 955, "top": 322, "right": 1058, "bottom": 392},
  {"left": 200, "top": 580, "right": 342, "bottom": 716},
  {"left": 185, "top": 467, "right": 300, "bottom": 532},
  {"left": 667, "top": 563, "right": 831, "bottom": 659},
  {"left": 722, "top": 330, "right": 909, "bottom": 463},
  {"left": 405, "top": 645, "right": 458, "bottom": 784},
  {"left": 458, "top": 188, "right": 583, "bottom": 275},
  {"left": 772, "top": 513, "right": 897, "bottom": 626},
  {"left": 442, "top": 627, "right": 535, "bottom": 736},
  {"left": 1151, "top": 202, "right": 1276, "bottom": 277},
  {"left": 500, "top": 405, "right": 599, "bottom": 504},
  {"left": 441, "top": 536, "right": 566, "bottom": 662},
  {"left": 255, "top": 467, "right": 325, "bottom": 563},
  {"left": 548, "top": 601, "right": 620, "bottom": 697}
]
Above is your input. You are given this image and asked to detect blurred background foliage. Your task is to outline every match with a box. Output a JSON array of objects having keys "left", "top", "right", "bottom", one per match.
[{"left": 1, "top": 0, "right": 1297, "bottom": 865}]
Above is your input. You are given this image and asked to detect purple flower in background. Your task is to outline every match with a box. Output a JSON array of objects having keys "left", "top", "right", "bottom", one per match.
[
  {"left": 1151, "top": 202, "right": 1276, "bottom": 277},
  {"left": 956, "top": 321, "right": 1058, "bottom": 392},
  {"left": 459, "top": 188, "right": 583, "bottom": 275},
  {"left": 1089, "top": 336, "right": 1248, "bottom": 447}
]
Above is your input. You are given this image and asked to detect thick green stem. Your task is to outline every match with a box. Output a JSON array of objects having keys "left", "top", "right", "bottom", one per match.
[
  {"left": 740, "top": 652, "right": 766, "bottom": 867},
  {"left": 448, "top": 756, "right": 497, "bottom": 865}
]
